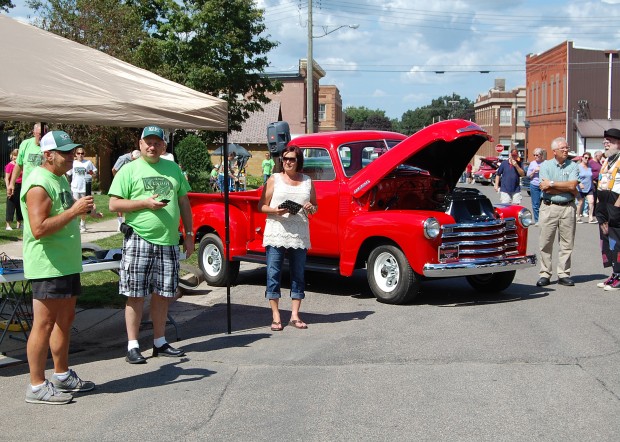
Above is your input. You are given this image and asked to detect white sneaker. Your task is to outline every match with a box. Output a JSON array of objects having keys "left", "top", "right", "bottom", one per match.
[
  {"left": 5, "top": 226, "right": 12, "bottom": 231},
  {"left": 80, "top": 226, "right": 86, "bottom": 233}
]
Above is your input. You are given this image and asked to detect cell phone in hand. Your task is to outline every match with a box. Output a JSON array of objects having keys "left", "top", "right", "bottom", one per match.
[{"left": 160, "top": 199, "right": 170, "bottom": 204}]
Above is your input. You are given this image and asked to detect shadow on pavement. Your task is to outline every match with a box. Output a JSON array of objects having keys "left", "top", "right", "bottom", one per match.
[
  {"left": 415, "top": 280, "right": 551, "bottom": 307},
  {"left": 180, "top": 302, "right": 375, "bottom": 342},
  {"left": 94, "top": 359, "right": 216, "bottom": 394}
]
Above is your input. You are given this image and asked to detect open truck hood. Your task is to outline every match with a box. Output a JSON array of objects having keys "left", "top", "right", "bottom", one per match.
[{"left": 347, "top": 119, "right": 491, "bottom": 198}]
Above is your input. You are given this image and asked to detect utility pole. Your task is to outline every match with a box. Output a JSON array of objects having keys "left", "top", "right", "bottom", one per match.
[{"left": 306, "top": 0, "right": 313, "bottom": 133}]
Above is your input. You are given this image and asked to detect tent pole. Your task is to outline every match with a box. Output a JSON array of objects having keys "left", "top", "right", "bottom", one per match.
[{"left": 224, "top": 133, "right": 232, "bottom": 334}]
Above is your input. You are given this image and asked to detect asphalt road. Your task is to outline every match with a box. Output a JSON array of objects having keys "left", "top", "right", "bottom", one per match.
[{"left": 1, "top": 183, "right": 619, "bottom": 441}]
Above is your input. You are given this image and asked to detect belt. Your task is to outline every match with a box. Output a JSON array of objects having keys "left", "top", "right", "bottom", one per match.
[{"left": 542, "top": 199, "right": 574, "bottom": 206}]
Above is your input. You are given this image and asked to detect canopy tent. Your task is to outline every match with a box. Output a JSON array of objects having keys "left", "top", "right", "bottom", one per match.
[{"left": 0, "top": 15, "right": 227, "bottom": 130}]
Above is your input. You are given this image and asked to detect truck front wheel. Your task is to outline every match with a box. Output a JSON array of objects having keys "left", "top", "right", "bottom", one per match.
[
  {"left": 367, "top": 245, "right": 419, "bottom": 304},
  {"left": 198, "top": 233, "right": 240, "bottom": 287},
  {"left": 466, "top": 271, "right": 515, "bottom": 293}
]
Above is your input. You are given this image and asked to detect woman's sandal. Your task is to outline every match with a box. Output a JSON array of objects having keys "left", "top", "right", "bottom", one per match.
[
  {"left": 271, "top": 321, "right": 283, "bottom": 331},
  {"left": 289, "top": 319, "right": 308, "bottom": 329}
]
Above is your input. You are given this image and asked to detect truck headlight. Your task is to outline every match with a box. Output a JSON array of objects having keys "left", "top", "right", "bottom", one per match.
[
  {"left": 423, "top": 218, "right": 441, "bottom": 239},
  {"left": 518, "top": 208, "right": 533, "bottom": 228}
]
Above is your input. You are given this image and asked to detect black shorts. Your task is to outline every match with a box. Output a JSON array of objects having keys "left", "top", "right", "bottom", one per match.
[{"left": 31, "top": 274, "right": 81, "bottom": 299}]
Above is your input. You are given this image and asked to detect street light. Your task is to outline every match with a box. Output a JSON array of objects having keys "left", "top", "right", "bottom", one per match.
[{"left": 306, "top": 0, "right": 358, "bottom": 133}]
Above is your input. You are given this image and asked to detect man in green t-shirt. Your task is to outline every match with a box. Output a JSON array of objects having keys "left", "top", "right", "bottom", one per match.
[
  {"left": 7, "top": 123, "right": 42, "bottom": 199},
  {"left": 262, "top": 152, "right": 275, "bottom": 184},
  {"left": 109, "top": 125, "right": 195, "bottom": 364},
  {"left": 21, "top": 131, "right": 98, "bottom": 405}
]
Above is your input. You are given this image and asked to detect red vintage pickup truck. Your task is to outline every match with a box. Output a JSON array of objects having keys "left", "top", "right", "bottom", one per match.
[{"left": 187, "top": 119, "right": 536, "bottom": 304}]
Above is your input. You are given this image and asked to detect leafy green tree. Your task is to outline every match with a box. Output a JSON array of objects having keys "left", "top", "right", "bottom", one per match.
[
  {"left": 344, "top": 106, "right": 391, "bottom": 131},
  {"left": 399, "top": 94, "right": 474, "bottom": 135},
  {"left": 0, "top": 1, "right": 15, "bottom": 12},
  {"left": 27, "top": 0, "right": 146, "bottom": 61},
  {"left": 25, "top": 0, "right": 152, "bottom": 167},
  {"left": 363, "top": 114, "right": 392, "bottom": 131},
  {"left": 25, "top": 0, "right": 281, "bottom": 136},
  {"left": 129, "top": 0, "right": 282, "bottom": 134}
]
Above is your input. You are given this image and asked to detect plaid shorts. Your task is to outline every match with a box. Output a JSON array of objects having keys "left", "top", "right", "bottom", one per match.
[{"left": 119, "top": 232, "right": 179, "bottom": 298}]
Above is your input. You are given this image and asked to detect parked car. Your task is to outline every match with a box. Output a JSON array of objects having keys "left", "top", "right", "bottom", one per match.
[{"left": 473, "top": 156, "right": 500, "bottom": 185}]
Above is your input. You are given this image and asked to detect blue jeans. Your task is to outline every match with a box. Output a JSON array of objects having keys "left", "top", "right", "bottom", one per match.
[
  {"left": 530, "top": 183, "right": 542, "bottom": 222},
  {"left": 265, "top": 246, "right": 306, "bottom": 300}
]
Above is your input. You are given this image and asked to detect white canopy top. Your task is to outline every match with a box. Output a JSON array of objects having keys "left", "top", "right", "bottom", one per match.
[{"left": 0, "top": 15, "right": 228, "bottom": 131}]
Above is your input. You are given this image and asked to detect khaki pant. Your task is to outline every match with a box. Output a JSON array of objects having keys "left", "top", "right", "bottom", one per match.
[{"left": 538, "top": 202, "right": 576, "bottom": 278}]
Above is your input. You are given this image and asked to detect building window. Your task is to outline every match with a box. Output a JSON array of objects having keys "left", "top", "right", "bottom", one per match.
[
  {"left": 500, "top": 108, "right": 511, "bottom": 125},
  {"left": 550, "top": 77, "right": 554, "bottom": 112},
  {"left": 517, "top": 108, "right": 525, "bottom": 125},
  {"left": 557, "top": 74, "right": 561, "bottom": 112},
  {"left": 318, "top": 104, "right": 326, "bottom": 121}
]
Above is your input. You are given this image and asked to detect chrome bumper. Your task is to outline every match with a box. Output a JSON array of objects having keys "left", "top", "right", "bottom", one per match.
[{"left": 422, "top": 254, "right": 537, "bottom": 277}]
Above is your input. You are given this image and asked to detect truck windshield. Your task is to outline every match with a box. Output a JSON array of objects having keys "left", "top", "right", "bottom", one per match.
[{"left": 339, "top": 139, "right": 403, "bottom": 177}]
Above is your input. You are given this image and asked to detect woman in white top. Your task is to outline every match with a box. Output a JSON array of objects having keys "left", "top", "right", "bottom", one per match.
[{"left": 258, "top": 145, "right": 317, "bottom": 331}]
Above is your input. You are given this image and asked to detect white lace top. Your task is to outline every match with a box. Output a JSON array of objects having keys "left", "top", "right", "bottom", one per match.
[{"left": 263, "top": 173, "right": 312, "bottom": 249}]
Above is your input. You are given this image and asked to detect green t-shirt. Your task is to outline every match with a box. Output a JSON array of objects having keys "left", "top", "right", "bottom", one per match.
[
  {"left": 20, "top": 167, "right": 82, "bottom": 279},
  {"left": 262, "top": 158, "right": 275, "bottom": 175},
  {"left": 16, "top": 137, "right": 43, "bottom": 182},
  {"left": 108, "top": 157, "right": 191, "bottom": 245}
]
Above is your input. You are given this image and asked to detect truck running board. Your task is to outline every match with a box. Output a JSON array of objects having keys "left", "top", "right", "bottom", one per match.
[{"left": 234, "top": 253, "right": 340, "bottom": 273}]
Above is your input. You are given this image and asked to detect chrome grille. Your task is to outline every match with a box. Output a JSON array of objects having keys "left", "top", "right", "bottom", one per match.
[{"left": 440, "top": 218, "right": 519, "bottom": 261}]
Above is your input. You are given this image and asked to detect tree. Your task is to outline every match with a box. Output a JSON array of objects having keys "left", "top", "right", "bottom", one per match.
[
  {"left": 344, "top": 106, "right": 392, "bottom": 131},
  {"left": 129, "top": 0, "right": 282, "bottom": 134},
  {"left": 399, "top": 94, "right": 474, "bottom": 135},
  {"left": 27, "top": 0, "right": 147, "bottom": 61},
  {"left": 0, "top": 1, "right": 15, "bottom": 12},
  {"left": 25, "top": 0, "right": 282, "bottom": 137},
  {"left": 363, "top": 114, "right": 392, "bottom": 131},
  {"left": 25, "top": 0, "right": 151, "bottom": 161},
  {"left": 175, "top": 134, "right": 213, "bottom": 191}
]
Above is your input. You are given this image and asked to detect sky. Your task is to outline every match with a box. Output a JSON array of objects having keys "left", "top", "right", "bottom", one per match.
[{"left": 7, "top": 0, "right": 620, "bottom": 120}]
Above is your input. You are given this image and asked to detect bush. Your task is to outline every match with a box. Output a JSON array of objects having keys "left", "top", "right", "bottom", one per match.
[
  {"left": 175, "top": 134, "right": 212, "bottom": 186},
  {"left": 246, "top": 174, "right": 263, "bottom": 189}
]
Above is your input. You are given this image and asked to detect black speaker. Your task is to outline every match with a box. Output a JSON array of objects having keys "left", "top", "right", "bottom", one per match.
[{"left": 267, "top": 121, "right": 291, "bottom": 155}]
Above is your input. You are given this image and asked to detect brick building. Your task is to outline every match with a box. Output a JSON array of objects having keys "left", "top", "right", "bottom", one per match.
[
  {"left": 318, "top": 85, "right": 345, "bottom": 132},
  {"left": 474, "top": 79, "right": 527, "bottom": 160},
  {"left": 526, "top": 41, "right": 620, "bottom": 159}
]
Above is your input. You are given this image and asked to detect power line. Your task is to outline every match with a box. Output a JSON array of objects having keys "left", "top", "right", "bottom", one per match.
[{"left": 263, "top": 1, "right": 620, "bottom": 37}]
